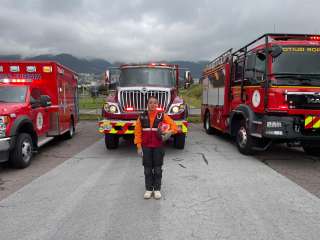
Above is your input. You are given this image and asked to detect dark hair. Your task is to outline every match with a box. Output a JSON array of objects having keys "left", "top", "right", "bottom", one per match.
[{"left": 147, "top": 96, "right": 158, "bottom": 103}]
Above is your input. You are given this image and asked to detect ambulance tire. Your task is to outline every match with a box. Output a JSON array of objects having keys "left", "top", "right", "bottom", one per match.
[
  {"left": 302, "top": 143, "right": 320, "bottom": 156},
  {"left": 105, "top": 134, "right": 119, "bottom": 149},
  {"left": 174, "top": 134, "right": 185, "bottom": 149},
  {"left": 65, "top": 119, "right": 75, "bottom": 139},
  {"left": 9, "top": 133, "right": 33, "bottom": 169},
  {"left": 236, "top": 120, "right": 255, "bottom": 155},
  {"left": 204, "top": 112, "right": 215, "bottom": 134}
]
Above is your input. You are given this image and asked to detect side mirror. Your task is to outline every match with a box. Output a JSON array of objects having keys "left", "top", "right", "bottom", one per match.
[
  {"left": 270, "top": 45, "right": 282, "bottom": 58},
  {"left": 184, "top": 70, "right": 192, "bottom": 88},
  {"left": 40, "top": 95, "right": 52, "bottom": 107}
]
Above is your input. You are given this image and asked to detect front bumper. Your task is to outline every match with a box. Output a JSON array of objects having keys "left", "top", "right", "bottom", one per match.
[
  {"left": 0, "top": 137, "right": 11, "bottom": 163},
  {"left": 98, "top": 119, "right": 188, "bottom": 135},
  {"left": 255, "top": 115, "right": 320, "bottom": 141}
]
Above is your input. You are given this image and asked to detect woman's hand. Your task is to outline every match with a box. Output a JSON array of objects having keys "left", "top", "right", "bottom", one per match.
[
  {"left": 162, "top": 130, "right": 173, "bottom": 141},
  {"left": 137, "top": 147, "right": 143, "bottom": 157}
]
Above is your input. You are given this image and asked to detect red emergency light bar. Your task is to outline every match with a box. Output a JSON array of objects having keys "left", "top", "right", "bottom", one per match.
[
  {"left": 310, "top": 36, "right": 320, "bottom": 41},
  {"left": 269, "top": 34, "right": 320, "bottom": 41},
  {"left": 0, "top": 78, "right": 32, "bottom": 83}
]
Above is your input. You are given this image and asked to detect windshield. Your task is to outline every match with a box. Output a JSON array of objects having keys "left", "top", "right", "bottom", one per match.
[
  {"left": 0, "top": 86, "right": 27, "bottom": 103},
  {"left": 272, "top": 46, "right": 320, "bottom": 86},
  {"left": 119, "top": 67, "right": 175, "bottom": 87}
]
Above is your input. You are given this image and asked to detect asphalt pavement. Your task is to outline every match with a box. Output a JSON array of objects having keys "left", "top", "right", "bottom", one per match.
[{"left": 1, "top": 124, "right": 320, "bottom": 239}]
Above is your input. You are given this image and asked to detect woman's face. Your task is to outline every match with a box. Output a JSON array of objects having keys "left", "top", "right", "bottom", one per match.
[{"left": 148, "top": 98, "right": 158, "bottom": 112}]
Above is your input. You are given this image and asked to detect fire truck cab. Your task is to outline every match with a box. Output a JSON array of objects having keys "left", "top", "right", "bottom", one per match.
[
  {"left": 0, "top": 61, "right": 79, "bottom": 168},
  {"left": 201, "top": 33, "right": 320, "bottom": 155},
  {"left": 99, "top": 63, "right": 190, "bottom": 149}
]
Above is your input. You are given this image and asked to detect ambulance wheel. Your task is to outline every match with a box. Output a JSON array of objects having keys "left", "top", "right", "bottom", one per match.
[
  {"left": 65, "top": 119, "right": 75, "bottom": 139},
  {"left": 302, "top": 142, "right": 320, "bottom": 156},
  {"left": 174, "top": 134, "right": 185, "bottom": 149},
  {"left": 236, "top": 120, "right": 254, "bottom": 155},
  {"left": 204, "top": 112, "right": 214, "bottom": 134},
  {"left": 105, "top": 134, "right": 119, "bottom": 149},
  {"left": 9, "top": 133, "right": 33, "bottom": 169}
]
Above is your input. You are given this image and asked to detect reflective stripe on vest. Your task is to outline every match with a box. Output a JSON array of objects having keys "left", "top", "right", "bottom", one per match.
[{"left": 142, "top": 128, "right": 158, "bottom": 131}]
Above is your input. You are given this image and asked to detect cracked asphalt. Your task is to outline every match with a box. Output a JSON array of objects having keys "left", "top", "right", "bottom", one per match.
[{"left": 1, "top": 123, "right": 320, "bottom": 239}]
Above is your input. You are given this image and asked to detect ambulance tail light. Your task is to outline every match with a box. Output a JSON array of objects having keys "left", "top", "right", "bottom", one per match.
[{"left": 43, "top": 66, "right": 53, "bottom": 73}]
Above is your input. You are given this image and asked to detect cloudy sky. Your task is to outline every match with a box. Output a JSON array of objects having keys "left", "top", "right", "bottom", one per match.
[{"left": 0, "top": 0, "right": 319, "bottom": 62}]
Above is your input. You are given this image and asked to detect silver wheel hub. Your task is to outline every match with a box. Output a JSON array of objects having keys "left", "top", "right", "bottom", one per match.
[
  {"left": 238, "top": 126, "right": 248, "bottom": 148},
  {"left": 70, "top": 125, "right": 74, "bottom": 136},
  {"left": 21, "top": 140, "right": 32, "bottom": 163},
  {"left": 206, "top": 115, "right": 210, "bottom": 130}
]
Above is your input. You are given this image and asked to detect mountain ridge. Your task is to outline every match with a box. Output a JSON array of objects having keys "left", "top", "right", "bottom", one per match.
[{"left": 0, "top": 53, "right": 208, "bottom": 78}]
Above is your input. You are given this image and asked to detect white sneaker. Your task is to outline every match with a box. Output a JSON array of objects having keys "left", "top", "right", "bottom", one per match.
[
  {"left": 144, "top": 191, "right": 153, "bottom": 199},
  {"left": 154, "top": 191, "right": 161, "bottom": 200}
]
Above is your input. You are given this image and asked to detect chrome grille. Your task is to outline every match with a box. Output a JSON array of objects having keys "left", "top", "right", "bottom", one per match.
[{"left": 119, "top": 89, "right": 170, "bottom": 112}]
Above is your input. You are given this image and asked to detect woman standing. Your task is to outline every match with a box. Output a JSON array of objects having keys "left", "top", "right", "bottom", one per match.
[{"left": 134, "top": 96, "right": 177, "bottom": 199}]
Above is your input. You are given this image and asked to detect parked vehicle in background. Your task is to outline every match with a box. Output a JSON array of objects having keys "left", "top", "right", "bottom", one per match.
[
  {"left": 99, "top": 63, "right": 191, "bottom": 149},
  {"left": 0, "top": 61, "right": 79, "bottom": 168},
  {"left": 201, "top": 33, "right": 320, "bottom": 155}
]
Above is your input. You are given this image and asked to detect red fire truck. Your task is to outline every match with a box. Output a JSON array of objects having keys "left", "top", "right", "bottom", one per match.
[
  {"left": 0, "top": 61, "right": 79, "bottom": 168},
  {"left": 201, "top": 33, "right": 320, "bottom": 155},
  {"left": 99, "top": 63, "right": 189, "bottom": 149}
]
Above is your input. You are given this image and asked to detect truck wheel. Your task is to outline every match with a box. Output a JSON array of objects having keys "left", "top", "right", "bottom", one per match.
[
  {"left": 204, "top": 112, "right": 214, "bottom": 134},
  {"left": 174, "top": 134, "right": 185, "bottom": 149},
  {"left": 302, "top": 143, "right": 320, "bottom": 156},
  {"left": 236, "top": 120, "right": 254, "bottom": 155},
  {"left": 105, "top": 134, "right": 119, "bottom": 149},
  {"left": 65, "top": 120, "right": 75, "bottom": 139},
  {"left": 9, "top": 133, "right": 33, "bottom": 169}
]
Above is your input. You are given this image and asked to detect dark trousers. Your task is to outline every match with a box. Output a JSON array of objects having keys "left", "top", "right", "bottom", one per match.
[{"left": 142, "top": 147, "right": 165, "bottom": 191}]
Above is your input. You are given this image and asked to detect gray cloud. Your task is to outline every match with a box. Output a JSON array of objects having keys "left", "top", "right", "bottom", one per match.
[{"left": 0, "top": 0, "right": 319, "bottom": 62}]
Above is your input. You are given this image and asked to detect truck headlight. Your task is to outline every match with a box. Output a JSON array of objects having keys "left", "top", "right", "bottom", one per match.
[
  {"left": 0, "top": 116, "right": 9, "bottom": 138},
  {"left": 104, "top": 103, "right": 119, "bottom": 114},
  {"left": 169, "top": 103, "right": 185, "bottom": 114},
  {"left": 172, "top": 106, "right": 179, "bottom": 113}
]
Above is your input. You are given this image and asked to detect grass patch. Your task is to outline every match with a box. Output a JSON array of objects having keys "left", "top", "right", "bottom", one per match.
[
  {"left": 79, "top": 113, "right": 101, "bottom": 121},
  {"left": 187, "top": 115, "right": 201, "bottom": 123},
  {"left": 179, "top": 84, "right": 202, "bottom": 108},
  {"left": 79, "top": 96, "right": 105, "bottom": 109}
]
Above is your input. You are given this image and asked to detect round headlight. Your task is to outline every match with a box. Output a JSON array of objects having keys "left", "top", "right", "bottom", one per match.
[
  {"left": 172, "top": 106, "right": 179, "bottom": 113},
  {"left": 103, "top": 103, "right": 109, "bottom": 112},
  {"left": 109, "top": 105, "right": 117, "bottom": 113}
]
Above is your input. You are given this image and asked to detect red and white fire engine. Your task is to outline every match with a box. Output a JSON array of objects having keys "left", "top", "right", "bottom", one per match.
[
  {"left": 201, "top": 33, "right": 320, "bottom": 155},
  {"left": 0, "top": 61, "right": 79, "bottom": 168},
  {"left": 99, "top": 63, "right": 190, "bottom": 149}
]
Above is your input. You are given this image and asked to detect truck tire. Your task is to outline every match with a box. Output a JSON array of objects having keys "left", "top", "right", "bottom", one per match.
[
  {"left": 204, "top": 112, "right": 215, "bottom": 134},
  {"left": 236, "top": 120, "right": 255, "bottom": 155},
  {"left": 174, "top": 134, "right": 185, "bottom": 149},
  {"left": 105, "top": 134, "right": 119, "bottom": 149},
  {"left": 302, "top": 143, "right": 320, "bottom": 156},
  {"left": 9, "top": 133, "right": 33, "bottom": 169},
  {"left": 65, "top": 119, "right": 75, "bottom": 139}
]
